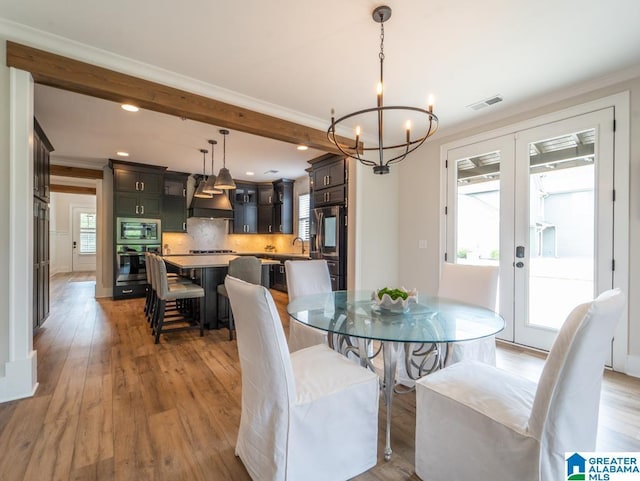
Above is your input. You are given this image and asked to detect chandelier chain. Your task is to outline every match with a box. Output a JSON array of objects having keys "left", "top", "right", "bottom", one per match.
[{"left": 379, "top": 21, "right": 385, "bottom": 61}]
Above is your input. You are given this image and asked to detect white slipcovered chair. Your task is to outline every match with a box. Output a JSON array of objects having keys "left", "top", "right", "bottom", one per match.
[
  {"left": 397, "top": 263, "right": 499, "bottom": 387},
  {"left": 285, "top": 259, "right": 332, "bottom": 352},
  {"left": 414, "top": 288, "right": 625, "bottom": 481},
  {"left": 438, "top": 262, "right": 500, "bottom": 365},
  {"left": 224, "top": 275, "right": 380, "bottom": 481}
]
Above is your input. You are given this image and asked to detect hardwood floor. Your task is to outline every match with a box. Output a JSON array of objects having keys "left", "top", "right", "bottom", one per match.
[{"left": 1, "top": 272, "right": 639, "bottom": 480}]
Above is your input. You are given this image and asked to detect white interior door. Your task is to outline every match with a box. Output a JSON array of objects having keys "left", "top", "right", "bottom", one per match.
[
  {"left": 446, "top": 108, "right": 614, "bottom": 353},
  {"left": 72, "top": 207, "right": 97, "bottom": 272}
]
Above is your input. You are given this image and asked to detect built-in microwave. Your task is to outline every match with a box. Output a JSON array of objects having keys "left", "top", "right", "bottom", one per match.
[{"left": 116, "top": 217, "right": 161, "bottom": 244}]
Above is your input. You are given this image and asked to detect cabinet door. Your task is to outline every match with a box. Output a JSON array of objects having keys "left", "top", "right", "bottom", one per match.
[
  {"left": 163, "top": 196, "right": 187, "bottom": 232},
  {"left": 232, "top": 202, "right": 246, "bottom": 233},
  {"left": 138, "top": 196, "right": 162, "bottom": 217},
  {"left": 138, "top": 172, "right": 163, "bottom": 195},
  {"left": 313, "top": 158, "right": 345, "bottom": 190},
  {"left": 114, "top": 169, "right": 140, "bottom": 192},
  {"left": 244, "top": 204, "right": 258, "bottom": 233},
  {"left": 258, "top": 184, "right": 274, "bottom": 205},
  {"left": 274, "top": 181, "right": 293, "bottom": 233},
  {"left": 313, "top": 184, "right": 345, "bottom": 207},
  {"left": 114, "top": 192, "right": 141, "bottom": 217},
  {"left": 162, "top": 176, "right": 187, "bottom": 232},
  {"left": 258, "top": 205, "right": 274, "bottom": 233}
]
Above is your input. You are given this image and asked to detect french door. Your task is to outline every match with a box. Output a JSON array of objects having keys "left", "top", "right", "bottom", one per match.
[{"left": 446, "top": 108, "right": 615, "bottom": 352}]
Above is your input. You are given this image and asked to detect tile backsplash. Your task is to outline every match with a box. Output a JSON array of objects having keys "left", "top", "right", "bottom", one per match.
[{"left": 162, "top": 218, "right": 298, "bottom": 255}]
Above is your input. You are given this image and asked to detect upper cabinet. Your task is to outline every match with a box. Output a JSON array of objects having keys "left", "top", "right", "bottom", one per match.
[
  {"left": 273, "top": 179, "right": 293, "bottom": 234},
  {"left": 110, "top": 160, "right": 166, "bottom": 218},
  {"left": 113, "top": 168, "right": 163, "bottom": 195},
  {"left": 232, "top": 179, "right": 294, "bottom": 234},
  {"left": 310, "top": 155, "right": 346, "bottom": 207},
  {"left": 33, "top": 118, "right": 54, "bottom": 203},
  {"left": 162, "top": 172, "right": 189, "bottom": 232},
  {"left": 231, "top": 182, "right": 258, "bottom": 233}
]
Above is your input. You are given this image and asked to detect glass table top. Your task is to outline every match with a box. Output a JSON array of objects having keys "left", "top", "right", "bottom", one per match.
[{"left": 287, "top": 290, "right": 505, "bottom": 343}]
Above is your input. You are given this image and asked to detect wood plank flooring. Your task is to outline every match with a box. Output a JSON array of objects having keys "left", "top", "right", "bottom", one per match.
[{"left": 1, "top": 272, "right": 639, "bottom": 481}]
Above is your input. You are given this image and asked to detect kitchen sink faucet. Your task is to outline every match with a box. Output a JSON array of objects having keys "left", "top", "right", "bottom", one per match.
[{"left": 292, "top": 237, "right": 305, "bottom": 255}]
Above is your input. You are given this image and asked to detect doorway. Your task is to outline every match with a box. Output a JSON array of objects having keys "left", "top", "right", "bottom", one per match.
[
  {"left": 446, "top": 108, "right": 616, "bottom": 356},
  {"left": 72, "top": 206, "right": 97, "bottom": 272}
]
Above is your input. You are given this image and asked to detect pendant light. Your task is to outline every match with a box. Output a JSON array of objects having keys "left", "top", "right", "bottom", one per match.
[
  {"left": 213, "top": 129, "right": 237, "bottom": 190},
  {"left": 203, "top": 139, "right": 223, "bottom": 194},
  {"left": 194, "top": 148, "right": 212, "bottom": 198}
]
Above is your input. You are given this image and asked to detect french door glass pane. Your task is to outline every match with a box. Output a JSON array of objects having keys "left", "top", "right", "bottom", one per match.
[
  {"left": 527, "top": 129, "right": 595, "bottom": 329},
  {"left": 456, "top": 150, "right": 500, "bottom": 266}
]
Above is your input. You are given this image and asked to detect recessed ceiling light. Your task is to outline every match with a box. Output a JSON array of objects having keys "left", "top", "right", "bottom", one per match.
[
  {"left": 121, "top": 104, "right": 139, "bottom": 112},
  {"left": 116, "top": 151, "right": 130, "bottom": 157},
  {"left": 297, "top": 145, "right": 309, "bottom": 151},
  {"left": 246, "top": 171, "right": 255, "bottom": 176}
]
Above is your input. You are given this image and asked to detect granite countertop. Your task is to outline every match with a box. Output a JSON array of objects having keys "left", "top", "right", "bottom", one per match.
[
  {"left": 240, "top": 252, "right": 312, "bottom": 260},
  {"left": 163, "top": 255, "right": 280, "bottom": 269}
]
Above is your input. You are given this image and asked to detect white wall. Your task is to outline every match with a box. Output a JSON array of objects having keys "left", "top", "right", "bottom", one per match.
[
  {"left": 398, "top": 75, "right": 640, "bottom": 364},
  {"left": 50, "top": 192, "right": 97, "bottom": 274},
  {"left": 0, "top": 40, "right": 10, "bottom": 376}
]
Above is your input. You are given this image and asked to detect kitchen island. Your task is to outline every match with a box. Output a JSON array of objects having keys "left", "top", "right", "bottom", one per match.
[{"left": 163, "top": 255, "right": 279, "bottom": 329}]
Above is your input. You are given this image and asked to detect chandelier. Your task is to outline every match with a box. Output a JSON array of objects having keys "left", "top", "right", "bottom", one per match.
[{"left": 327, "top": 5, "right": 439, "bottom": 175}]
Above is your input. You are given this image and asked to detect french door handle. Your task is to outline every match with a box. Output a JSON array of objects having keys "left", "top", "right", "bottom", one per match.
[
  {"left": 516, "top": 245, "right": 525, "bottom": 258},
  {"left": 515, "top": 261, "right": 524, "bottom": 268}
]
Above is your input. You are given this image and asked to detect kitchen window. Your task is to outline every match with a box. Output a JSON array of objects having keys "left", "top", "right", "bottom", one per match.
[{"left": 298, "top": 193, "right": 310, "bottom": 240}]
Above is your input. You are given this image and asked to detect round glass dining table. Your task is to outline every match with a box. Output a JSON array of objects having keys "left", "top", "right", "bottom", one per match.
[{"left": 287, "top": 290, "right": 505, "bottom": 461}]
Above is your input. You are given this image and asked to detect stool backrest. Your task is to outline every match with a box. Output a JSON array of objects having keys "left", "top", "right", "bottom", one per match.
[{"left": 229, "top": 256, "right": 262, "bottom": 285}]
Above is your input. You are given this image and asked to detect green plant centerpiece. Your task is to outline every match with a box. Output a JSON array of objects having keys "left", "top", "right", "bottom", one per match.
[{"left": 372, "top": 286, "right": 418, "bottom": 313}]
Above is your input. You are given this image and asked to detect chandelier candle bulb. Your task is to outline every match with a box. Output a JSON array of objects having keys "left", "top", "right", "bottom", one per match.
[
  {"left": 406, "top": 121, "right": 411, "bottom": 142},
  {"left": 428, "top": 94, "right": 435, "bottom": 113}
]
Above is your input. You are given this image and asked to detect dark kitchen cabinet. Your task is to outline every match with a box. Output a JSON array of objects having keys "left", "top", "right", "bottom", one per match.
[
  {"left": 271, "top": 261, "right": 287, "bottom": 292},
  {"left": 273, "top": 179, "right": 293, "bottom": 234},
  {"left": 33, "top": 118, "right": 53, "bottom": 202},
  {"left": 33, "top": 198, "right": 50, "bottom": 329},
  {"left": 313, "top": 184, "right": 346, "bottom": 207},
  {"left": 311, "top": 156, "right": 345, "bottom": 192},
  {"left": 258, "top": 183, "right": 274, "bottom": 205},
  {"left": 114, "top": 192, "right": 162, "bottom": 217},
  {"left": 114, "top": 168, "right": 163, "bottom": 195},
  {"left": 310, "top": 155, "right": 346, "bottom": 207},
  {"left": 33, "top": 119, "right": 52, "bottom": 330},
  {"left": 110, "top": 160, "right": 166, "bottom": 218},
  {"left": 231, "top": 182, "right": 258, "bottom": 233},
  {"left": 162, "top": 172, "right": 189, "bottom": 232}
]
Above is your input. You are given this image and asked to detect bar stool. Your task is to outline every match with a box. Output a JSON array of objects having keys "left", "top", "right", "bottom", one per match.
[
  {"left": 217, "top": 256, "right": 261, "bottom": 340},
  {"left": 151, "top": 255, "right": 205, "bottom": 344}
]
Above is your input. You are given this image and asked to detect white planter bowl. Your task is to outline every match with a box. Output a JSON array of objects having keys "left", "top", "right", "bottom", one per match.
[{"left": 372, "top": 288, "right": 418, "bottom": 313}]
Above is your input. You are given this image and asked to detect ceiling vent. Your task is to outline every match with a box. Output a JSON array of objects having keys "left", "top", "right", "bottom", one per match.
[
  {"left": 264, "top": 169, "right": 279, "bottom": 174},
  {"left": 467, "top": 94, "right": 504, "bottom": 111}
]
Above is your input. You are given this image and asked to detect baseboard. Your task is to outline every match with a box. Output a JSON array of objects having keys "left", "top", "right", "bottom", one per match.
[
  {"left": 0, "top": 351, "right": 38, "bottom": 403},
  {"left": 625, "top": 355, "right": 640, "bottom": 378}
]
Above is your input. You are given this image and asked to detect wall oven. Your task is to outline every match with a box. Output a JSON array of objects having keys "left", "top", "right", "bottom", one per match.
[
  {"left": 116, "top": 217, "right": 161, "bottom": 245},
  {"left": 310, "top": 205, "right": 346, "bottom": 289}
]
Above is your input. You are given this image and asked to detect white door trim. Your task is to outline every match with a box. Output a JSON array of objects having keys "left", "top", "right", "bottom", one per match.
[{"left": 0, "top": 67, "right": 37, "bottom": 402}]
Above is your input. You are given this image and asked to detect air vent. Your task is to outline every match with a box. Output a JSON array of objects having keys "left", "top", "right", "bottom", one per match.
[
  {"left": 467, "top": 94, "right": 504, "bottom": 111},
  {"left": 264, "top": 169, "right": 279, "bottom": 174}
]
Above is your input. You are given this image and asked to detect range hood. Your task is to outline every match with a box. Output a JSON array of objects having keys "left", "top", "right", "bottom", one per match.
[{"left": 188, "top": 192, "right": 234, "bottom": 219}]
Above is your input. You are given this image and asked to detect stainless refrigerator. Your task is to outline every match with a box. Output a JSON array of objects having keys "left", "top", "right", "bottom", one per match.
[{"left": 310, "top": 205, "right": 347, "bottom": 290}]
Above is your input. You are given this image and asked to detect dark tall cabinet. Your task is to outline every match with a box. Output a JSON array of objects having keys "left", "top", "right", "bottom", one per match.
[{"left": 33, "top": 119, "right": 53, "bottom": 329}]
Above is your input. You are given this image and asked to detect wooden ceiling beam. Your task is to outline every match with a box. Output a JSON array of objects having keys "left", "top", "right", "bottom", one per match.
[
  {"left": 50, "top": 184, "right": 96, "bottom": 195},
  {"left": 6, "top": 41, "right": 351, "bottom": 154},
  {"left": 50, "top": 165, "right": 103, "bottom": 179}
]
